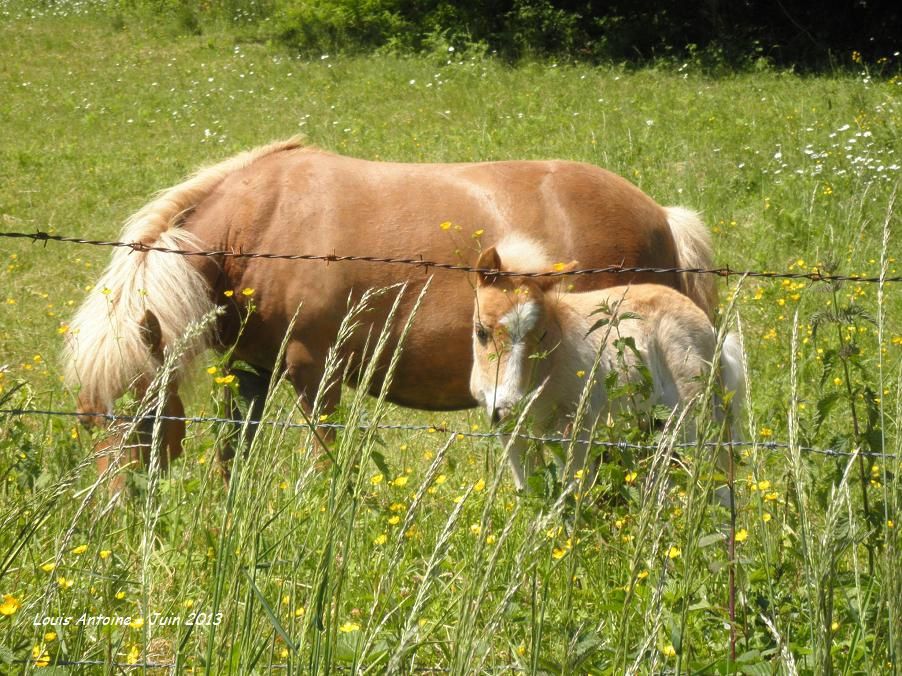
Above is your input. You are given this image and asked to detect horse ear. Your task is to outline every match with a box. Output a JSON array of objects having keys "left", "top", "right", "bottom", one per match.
[
  {"left": 536, "top": 260, "right": 579, "bottom": 290},
  {"left": 476, "top": 246, "right": 502, "bottom": 286},
  {"left": 139, "top": 310, "right": 165, "bottom": 362}
]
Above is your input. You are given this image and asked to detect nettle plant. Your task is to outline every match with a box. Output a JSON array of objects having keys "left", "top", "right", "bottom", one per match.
[
  {"left": 579, "top": 302, "right": 661, "bottom": 494},
  {"left": 807, "top": 269, "right": 887, "bottom": 535}
]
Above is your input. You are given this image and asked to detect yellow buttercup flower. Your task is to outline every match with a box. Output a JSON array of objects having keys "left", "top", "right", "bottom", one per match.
[
  {"left": 735, "top": 528, "right": 749, "bottom": 542},
  {"left": 32, "top": 645, "right": 50, "bottom": 667},
  {"left": 338, "top": 621, "right": 360, "bottom": 633},
  {"left": 0, "top": 594, "right": 21, "bottom": 616},
  {"left": 71, "top": 544, "right": 88, "bottom": 555}
]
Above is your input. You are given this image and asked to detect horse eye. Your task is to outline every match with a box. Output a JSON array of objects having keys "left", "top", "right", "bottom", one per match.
[{"left": 475, "top": 324, "right": 490, "bottom": 344}]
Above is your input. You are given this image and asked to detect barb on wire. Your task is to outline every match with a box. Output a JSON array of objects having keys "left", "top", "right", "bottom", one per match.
[
  {"left": 1, "top": 230, "right": 898, "bottom": 284},
  {"left": 0, "top": 407, "right": 893, "bottom": 459}
]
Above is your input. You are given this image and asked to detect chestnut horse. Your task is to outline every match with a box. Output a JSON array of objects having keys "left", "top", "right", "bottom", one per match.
[
  {"left": 469, "top": 236, "right": 743, "bottom": 490},
  {"left": 64, "top": 137, "right": 715, "bottom": 473}
]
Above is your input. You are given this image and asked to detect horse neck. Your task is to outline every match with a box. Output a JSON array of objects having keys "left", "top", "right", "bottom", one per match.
[
  {"left": 533, "top": 291, "right": 611, "bottom": 417},
  {"left": 544, "top": 289, "right": 619, "bottom": 370},
  {"left": 536, "top": 292, "right": 587, "bottom": 370}
]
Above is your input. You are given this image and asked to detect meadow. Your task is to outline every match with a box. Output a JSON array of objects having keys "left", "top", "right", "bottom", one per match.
[{"left": 0, "top": 3, "right": 900, "bottom": 673}]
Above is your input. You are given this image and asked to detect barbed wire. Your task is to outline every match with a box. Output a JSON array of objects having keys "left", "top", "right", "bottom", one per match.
[
  {"left": 12, "top": 657, "right": 178, "bottom": 670},
  {"left": 9, "top": 657, "right": 449, "bottom": 672},
  {"left": 0, "top": 407, "right": 893, "bottom": 459},
  {"left": 1, "top": 230, "right": 898, "bottom": 283}
]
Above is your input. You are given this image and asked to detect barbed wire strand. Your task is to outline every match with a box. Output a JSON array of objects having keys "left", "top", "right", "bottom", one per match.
[
  {"left": 0, "top": 407, "right": 893, "bottom": 459},
  {"left": 1, "top": 230, "right": 898, "bottom": 283},
  {"left": 10, "top": 658, "right": 450, "bottom": 672}
]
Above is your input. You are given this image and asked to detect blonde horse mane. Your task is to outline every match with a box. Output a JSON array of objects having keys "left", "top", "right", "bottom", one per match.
[
  {"left": 122, "top": 136, "right": 305, "bottom": 243},
  {"left": 64, "top": 137, "right": 306, "bottom": 412}
]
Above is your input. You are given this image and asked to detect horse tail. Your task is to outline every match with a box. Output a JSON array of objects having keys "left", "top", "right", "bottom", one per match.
[
  {"left": 664, "top": 206, "right": 716, "bottom": 318},
  {"left": 719, "top": 331, "right": 746, "bottom": 433},
  {"left": 64, "top": 137, "right": 304, "bottom": 414}
]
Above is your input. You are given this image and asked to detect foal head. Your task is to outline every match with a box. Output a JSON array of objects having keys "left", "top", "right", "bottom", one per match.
[{"left": 470, "top": 242, "right": 576, "bottom": 424}]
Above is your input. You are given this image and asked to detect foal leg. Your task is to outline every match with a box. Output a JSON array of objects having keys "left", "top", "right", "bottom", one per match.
[{"left": 503, "top": 434, "right": 542, "bottom": 493}]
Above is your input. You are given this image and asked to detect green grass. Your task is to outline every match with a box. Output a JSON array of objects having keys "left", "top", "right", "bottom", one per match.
[{"left": 0, "top": 5, "right": 900, "bottom": 674}]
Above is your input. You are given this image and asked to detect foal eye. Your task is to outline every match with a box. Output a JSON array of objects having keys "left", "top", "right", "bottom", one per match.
[{"left": 475, "top": 324, "right": 490, "bottom": 343}]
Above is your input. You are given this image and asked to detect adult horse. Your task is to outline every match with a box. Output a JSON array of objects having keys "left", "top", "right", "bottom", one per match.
[{"left": 64, "top": 137, "right": 715, "bottom": 471}]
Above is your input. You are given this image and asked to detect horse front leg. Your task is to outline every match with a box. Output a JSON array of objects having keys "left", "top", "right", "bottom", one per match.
[
  {"left": 78, "top": 385, "right": 186, "bottom": 497},
  {"left": 217, "top": 365, "right": 272, "bottom": 482},
  {"left": 285, "top": 340, "right": 340, "bottom": 460},
  {"left": 501, "top": 433, "right": 534, "bottom": 492}
]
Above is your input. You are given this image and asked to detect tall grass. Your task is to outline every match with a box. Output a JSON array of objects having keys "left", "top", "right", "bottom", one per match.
[{"left": 0, "top": 5, "right": 899, "bottom": 673}]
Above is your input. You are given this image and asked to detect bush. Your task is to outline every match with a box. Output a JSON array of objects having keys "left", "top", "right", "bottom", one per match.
[{"left": 120, "top": 0, "right": 902, "bottom": 69}]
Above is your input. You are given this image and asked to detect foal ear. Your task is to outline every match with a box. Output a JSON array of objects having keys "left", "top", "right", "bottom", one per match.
[
  {"left": 537, "top": 260, "right": 579, "bottom": 290},
  {"left": 476, "top": 246, "right": 502, "bottom": 286}
]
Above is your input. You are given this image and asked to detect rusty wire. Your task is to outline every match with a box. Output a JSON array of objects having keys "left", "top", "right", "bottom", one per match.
[{"left": 1, "top": 229, "right": 898, "bottom": 283}]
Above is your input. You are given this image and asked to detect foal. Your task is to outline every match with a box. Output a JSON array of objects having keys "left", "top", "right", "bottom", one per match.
[{"left": 470, "top": 236, "right": 744, "bottom": 491}]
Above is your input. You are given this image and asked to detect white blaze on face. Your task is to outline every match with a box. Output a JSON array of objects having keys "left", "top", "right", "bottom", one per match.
[{"left": 475, "top": 299, "right": 541, "bottom": 419}]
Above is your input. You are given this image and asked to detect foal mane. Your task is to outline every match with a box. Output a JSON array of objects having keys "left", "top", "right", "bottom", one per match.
[{"left": 493, "top": 234, "right": 555, "bottom": 275}]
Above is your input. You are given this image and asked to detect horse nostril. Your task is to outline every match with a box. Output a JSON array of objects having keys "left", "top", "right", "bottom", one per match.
[{"left": 491, "top": 408, "right": 500, "bottom": 425}]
